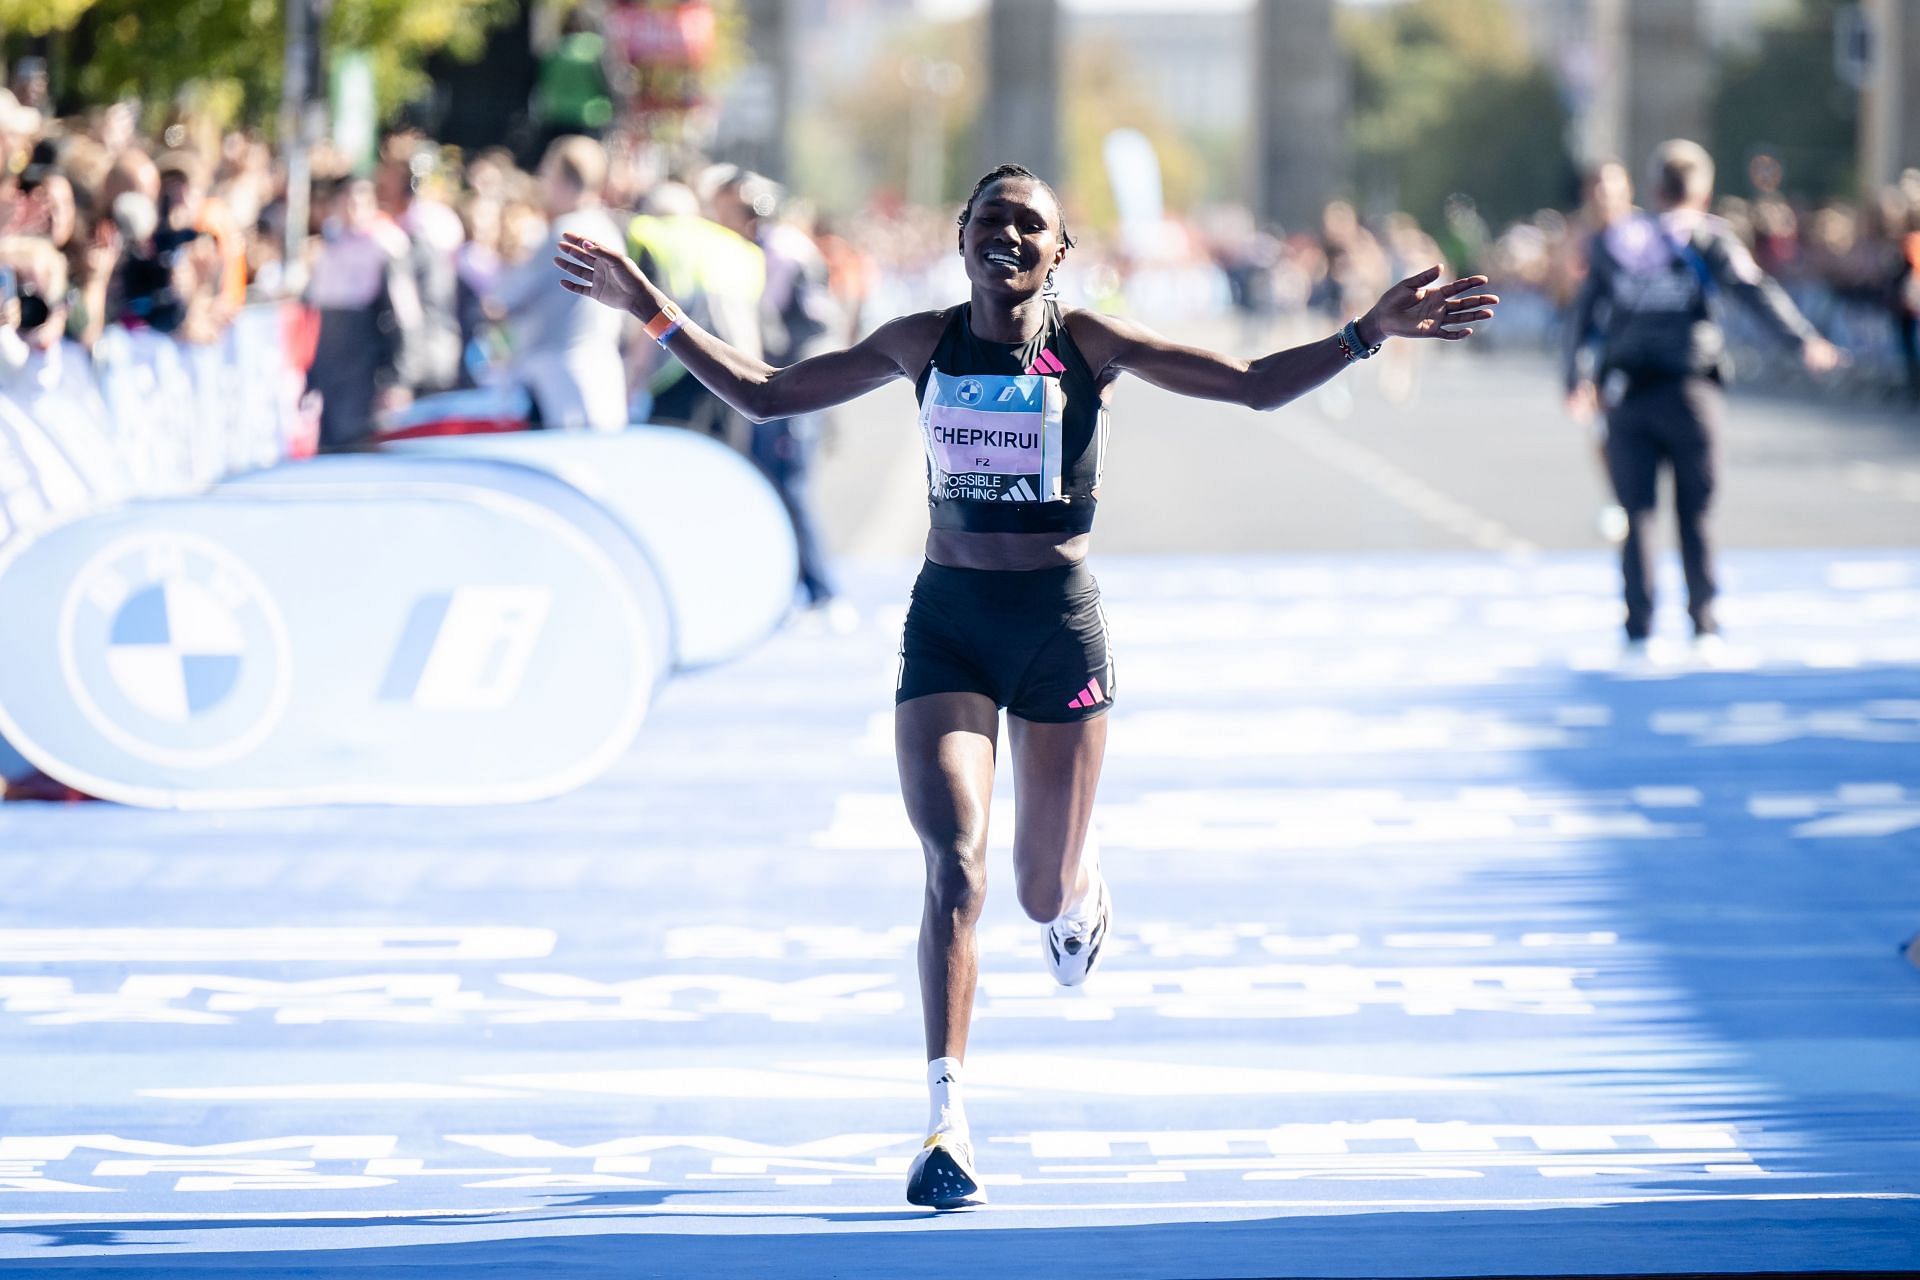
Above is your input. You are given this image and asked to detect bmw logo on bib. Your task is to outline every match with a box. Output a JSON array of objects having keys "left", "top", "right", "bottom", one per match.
[
  {"left": 956, "top": 378, "right": 984, "bottom": 406},
  {"left": 60, "top": 533, "right": 291, "bottom": 768}
]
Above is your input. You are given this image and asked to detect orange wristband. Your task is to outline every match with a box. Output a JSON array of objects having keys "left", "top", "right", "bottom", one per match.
[{"left": 644, "top": 300, "right": 684, "bottom": 344}]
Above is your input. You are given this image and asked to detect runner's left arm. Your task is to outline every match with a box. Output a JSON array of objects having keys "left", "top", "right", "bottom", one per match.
[{"left": 1071, "top": 266, "right": 1495, "bottom": 411}]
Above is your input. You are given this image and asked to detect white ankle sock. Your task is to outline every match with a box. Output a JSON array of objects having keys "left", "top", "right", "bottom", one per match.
[{"left": 927, "top": 1056, "right": 967, "bottom": 1138}]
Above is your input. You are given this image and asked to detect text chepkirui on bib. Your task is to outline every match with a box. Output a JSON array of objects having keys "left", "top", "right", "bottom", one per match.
[{"left": 919, "top": 370, "right": 1065, "bottom": 505}]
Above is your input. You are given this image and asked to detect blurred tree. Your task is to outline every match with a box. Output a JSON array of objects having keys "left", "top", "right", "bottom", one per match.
[
  {"left": 1060, "top": 37, "right": 1201, "bottom": 237},
  {"left": 1344, "top": 0, "right": 1575, "bottom": 229},
  {"left": 37, "top": 0, "right": 515, "bottom": 130},
  {"left": 804, "top": 16, "right": 985, "bottom": 214},
  {"left": 1711, "top": 0, "right": 1855, "bottom": 199},
  {"left": 800, "top": 14, "right": 1202, "bottom": 235},
  {"left": 0, "top": 0, "right": 93, "bottom": 35}
]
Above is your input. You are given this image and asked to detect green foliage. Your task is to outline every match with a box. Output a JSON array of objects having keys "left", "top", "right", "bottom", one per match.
[
  {"left": 331, "top": 0, "right": 519, "bottom": 120},
  {"left": 1343, "top": 0, "right": 1575, "bottom": 226},
  {"left": 43, "top": 0, "right": 516, "bottom": 130},
  {"left": 0, "top": 0, "right": 94, "bottom": 36},
  {"left": 1710, "top": 0, "right": 1855, "bottom": 198},
  {"left": 805, "top": 17, "right": 986, "bottom": 213}
]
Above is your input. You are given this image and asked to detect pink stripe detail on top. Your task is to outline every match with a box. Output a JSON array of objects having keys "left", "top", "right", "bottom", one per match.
[
  {"left": 1026, "top": 348, "right": 1065, "bottom": 376},
  {"left": 1085, "top": 676, "right": 1103, "bottom": 703}
]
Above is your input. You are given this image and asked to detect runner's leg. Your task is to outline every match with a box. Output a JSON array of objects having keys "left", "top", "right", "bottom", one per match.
[
  {"left": 897, "top": 690, "right": 999, "bottom": 1209},
  {"left": 896, "top": 691, "right": 1000, "bottom": 1062},
  {"left": 1008, "top": 714, "right": 1109, "bottom": 923}
]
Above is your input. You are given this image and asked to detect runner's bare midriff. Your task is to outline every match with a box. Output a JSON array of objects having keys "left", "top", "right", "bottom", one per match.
[{"left": 926, "top": 529, "right": 1090, "bottom": 571}]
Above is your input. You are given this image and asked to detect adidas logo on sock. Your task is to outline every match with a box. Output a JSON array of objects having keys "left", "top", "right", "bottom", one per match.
[{"left": 1067, "top": 676, "right": 1105, "bottom": 709}]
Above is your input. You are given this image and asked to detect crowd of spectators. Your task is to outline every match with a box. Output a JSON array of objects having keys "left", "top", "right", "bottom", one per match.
[
  {"left": 0, "top": 70, "right": 1913, "bottom": 546},
  {"left": 0, "top": 82, "right": 881, "bottom": 433},
  {"left": 1467, "top": 159, "right": 1920, "bottom": 397}
]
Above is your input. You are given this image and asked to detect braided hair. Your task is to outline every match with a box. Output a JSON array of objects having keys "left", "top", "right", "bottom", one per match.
[{"left": 956, "top": 163, "right": 1074, "bottom": 295}]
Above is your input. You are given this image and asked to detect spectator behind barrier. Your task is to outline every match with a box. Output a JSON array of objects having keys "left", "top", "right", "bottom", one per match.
[
  {"left": 156, "top": 149, "right": 247, "bottom": 332},
  {"left": 305, "top": 176, "right": 422, "bottom": 450},
  {"left": 376, "top": 139, "right": 465, "bottom": 397},
  {"left": 702, "top": 164, "right": 846, "bottom": 616},
  {"left": 485, "top": 135, "right": 627, "bottom": 432},
  {"left": 625, "top": 180, "right": 763, "bottom": 443}
]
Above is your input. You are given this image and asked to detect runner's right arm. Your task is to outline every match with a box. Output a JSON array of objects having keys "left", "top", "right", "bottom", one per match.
[{"left": 555, "top": 232, "right": 936, "bottom": 421}]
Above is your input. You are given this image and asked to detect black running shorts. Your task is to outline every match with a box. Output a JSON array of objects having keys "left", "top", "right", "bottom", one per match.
[{"left": 896, "top": 559, "right": 1115, "bottom": 723}]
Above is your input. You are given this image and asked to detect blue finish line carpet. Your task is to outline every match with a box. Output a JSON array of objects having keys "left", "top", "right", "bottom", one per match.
[{"left": 1, "top": 550, "right": 1917, "bottom": 1277}]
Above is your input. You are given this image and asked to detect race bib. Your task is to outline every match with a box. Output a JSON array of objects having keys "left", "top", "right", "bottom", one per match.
[{"left": 919, "top": 370, "right": 1064, "bottom": 505}]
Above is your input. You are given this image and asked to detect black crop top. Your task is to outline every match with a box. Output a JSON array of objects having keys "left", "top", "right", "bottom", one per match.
[{"left": 912, "top": 301, "right": 1109, "bottom": 535}]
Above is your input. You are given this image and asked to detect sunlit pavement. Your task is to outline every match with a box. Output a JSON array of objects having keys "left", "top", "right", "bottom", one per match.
[{"left": 2, "top": 547, "right": 1917, "bottom": 1276}]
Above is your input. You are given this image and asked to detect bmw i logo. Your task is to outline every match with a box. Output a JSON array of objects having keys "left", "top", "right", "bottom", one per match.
[
  {"left": 59, "top": 533, "right": 291, "bottom": 767},
  {"left": 955, "top": 378, "right": 984, "bottom": 405}
]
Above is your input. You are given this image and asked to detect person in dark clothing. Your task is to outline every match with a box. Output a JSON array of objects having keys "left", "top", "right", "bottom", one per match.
[
  {"left": 1565, "top": 139, "right": 1842, "bottom": 652},
  {"left": 305, "top": 177, "right": 421, "bottom": 450}
]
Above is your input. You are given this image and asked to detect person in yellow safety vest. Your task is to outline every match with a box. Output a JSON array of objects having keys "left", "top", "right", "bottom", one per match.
[{"left": 624, "top": 182, "right": 764, "bottom": 444}]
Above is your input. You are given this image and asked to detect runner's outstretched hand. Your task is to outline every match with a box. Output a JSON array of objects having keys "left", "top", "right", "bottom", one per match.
[
  {"left": 555, "top": 232, "right": 653, "bottom": 315},
  {"left": 1363, "top": 265, "right": 1498, "bottom": 342}
]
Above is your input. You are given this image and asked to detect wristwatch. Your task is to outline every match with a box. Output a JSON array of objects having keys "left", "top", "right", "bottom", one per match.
[{"left": 1338, "top": 318, "right": 1382, "bottom": 362}]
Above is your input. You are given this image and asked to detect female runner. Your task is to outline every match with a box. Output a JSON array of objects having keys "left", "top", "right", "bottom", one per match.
[{"left": 556, "top": 164, "right": 1497, "bottom": 1209}]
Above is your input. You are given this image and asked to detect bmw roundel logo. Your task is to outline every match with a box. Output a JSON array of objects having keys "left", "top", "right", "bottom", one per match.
[
  {"left": 956, "top": 378, "right": 984, "bottom": 406},
  {"left": 59, "top": 533, "right": 292, "bottom": 767}
]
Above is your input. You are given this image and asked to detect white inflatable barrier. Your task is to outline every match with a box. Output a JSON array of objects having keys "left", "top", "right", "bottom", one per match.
[
  {"left": 388, "top": 428, "right": 799, "bottom": 668},
  {"left": 0, "top": 317, "right": 802, "bottom": 805},
  {"left": 0, "top": 457, "right": 669, "bottom": 808}
]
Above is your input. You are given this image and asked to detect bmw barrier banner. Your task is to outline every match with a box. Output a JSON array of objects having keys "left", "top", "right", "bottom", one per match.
[
  {"left": 0, "top": 735, "right": 32, "bottom": 784},
  {"left": 0, "top": 457, "right": 670, "bottom": 809},
  {"left": 0, "top": 393, "right": 90, "bottom": 550},
  {"left": 0, "top": 346, "right": 130, "bottom": 553},
  {"left": 220, "top": 304, "right": 312, "bottom": 475},
  {"left": 228, "top": 454, "right": 675, "bottom": 678},
  {"left": 388, "top": 428, "right": 799, "bottom": 667},
  {"left": 90, "top": 324, "right": 200, "bottom": 498}
]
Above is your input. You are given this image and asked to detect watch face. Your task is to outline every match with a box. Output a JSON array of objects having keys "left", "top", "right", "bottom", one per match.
[{"left": 58, "top": 532, "right": 292, "bottom": 768}]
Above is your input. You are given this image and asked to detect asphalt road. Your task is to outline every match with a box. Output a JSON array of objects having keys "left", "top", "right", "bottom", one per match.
[
  {"left": 814, "top": 333, "right": 1920, "bottom": 561},
  {"left": 4, "top": 546, "right": 1918, "bottom": 1275},
  {"left": 3, "top": 327, "right": 1918, "bottom": 1276}
]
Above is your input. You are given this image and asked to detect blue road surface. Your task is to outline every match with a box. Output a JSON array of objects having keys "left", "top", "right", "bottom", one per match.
[{"left": 1, "top": 549, "right": 1918, "bottom": 1277}]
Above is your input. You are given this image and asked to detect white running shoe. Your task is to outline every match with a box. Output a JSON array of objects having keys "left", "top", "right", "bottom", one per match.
[
  {"left": 1598, "top": 504, "right": 1629, "bottom": 544},
  {"left": 1692, "top": 631, "right": 1728, "bottom": 665},
  {"left": 905, "top": 1131, "right": 986, "bottom": 1210},
  {"left": 1044, "top": 865, "right": 1112, "bottom": 987}
]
